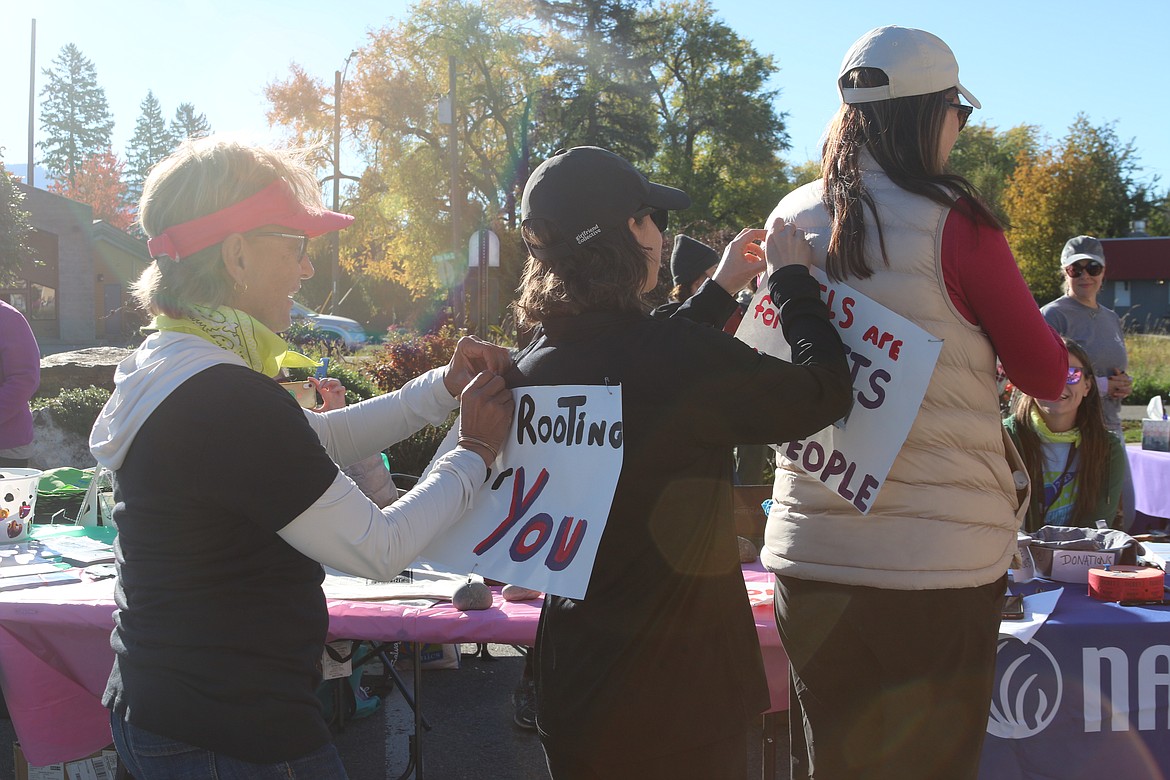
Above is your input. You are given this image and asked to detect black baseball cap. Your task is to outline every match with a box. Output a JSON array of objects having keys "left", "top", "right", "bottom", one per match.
[{"left": 520, "top": 146, "right": 691, "bottom": 260}]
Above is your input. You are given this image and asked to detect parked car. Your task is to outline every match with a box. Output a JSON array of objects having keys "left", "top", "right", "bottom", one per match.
[{"left": 289, "top": 300, "right": 368, "bottom": 348}]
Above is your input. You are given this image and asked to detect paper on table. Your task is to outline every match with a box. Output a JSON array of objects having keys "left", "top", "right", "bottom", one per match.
[
  {"left": 999, "top": 587, "right": 1063, "bottom": 644},
  {"left": 321, "top": 559, "right": 471, "bottom": 601}
]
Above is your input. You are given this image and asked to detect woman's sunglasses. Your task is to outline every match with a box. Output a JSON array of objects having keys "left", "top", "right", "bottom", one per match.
[
  {"left": 1066, "top": 366, "right": 1084, "bottom": 385},
  {"left": 1064, "top": 261, "right": 1104, "bottom": 278},
  {"left": 947, "top": 102, "right": 974, "bottom": 131},
  {"left": 633, "top": 206, "right": 669, "bottom": 233}
]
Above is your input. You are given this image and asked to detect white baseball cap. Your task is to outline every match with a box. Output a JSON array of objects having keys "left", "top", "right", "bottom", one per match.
[{"left": 838, "top": 26, "right": 980, "bottom": 109}]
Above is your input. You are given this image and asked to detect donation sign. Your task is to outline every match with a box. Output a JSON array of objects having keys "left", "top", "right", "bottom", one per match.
[
  {"left": 736, "top": 268, "right": 941, "bottom": 514},
  {"left": 422, "top": 385, "right": 624, "bottom": 599}
]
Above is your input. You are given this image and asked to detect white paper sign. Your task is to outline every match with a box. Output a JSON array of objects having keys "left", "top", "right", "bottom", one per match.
[
  {"left": 1050, "top": 550, "right": 1117, "bottom": 583},
  {"left": 736, "top": 268, "right": 942, "bottom": 513},
  {"left": 423, "top": 385, "right": 624, "bottom": 599}
]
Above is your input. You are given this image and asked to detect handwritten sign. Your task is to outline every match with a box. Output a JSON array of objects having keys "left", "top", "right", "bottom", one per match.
[
  {"left": 1051, "top": 550, "right": 1117, "bottom": 583},
  {"left": 422, "top": 385, "right": 624, "bottom": 599},
  {"left": 735, "top": 268, "right": 941, "bottom": 513}
]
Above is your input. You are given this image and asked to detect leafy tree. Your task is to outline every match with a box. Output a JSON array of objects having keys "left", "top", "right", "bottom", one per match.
[
  {"left": 267, "top": 0, "right": 538, "bottom": 299},
  {"left": 0, "top": 155, "right": 35, "bottom": 284},
  {"left": 640, "top": 0, "right": 790, "bottom": 231},
  {"left": 1003, "top": 115, "right": 1143, "bottom": 303},
  {"left": 49, "top": 149, "right": 134, "bottom": 231},
  {"left": 788, "top": 159, "right": 820, "bottom": 190},
  {"left": 38, "top": 44, "right": 114, "bottom": 188},
  {"left": 125, "top": 91, "right": 177, "bottom": 203},
  {"left": 171, "top": 102, "right": 212, "bottom": 141},
  {"left": 531, "top": 0, "right": 657, "bottom": 164},
  {"left": 947, "top": 121, "right": 1039, "bottom": 221}
]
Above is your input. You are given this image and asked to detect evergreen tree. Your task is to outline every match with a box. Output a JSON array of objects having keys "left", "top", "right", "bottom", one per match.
[
  {"left": 37, "top": 43, "right": 114, "bottom": 187},
  {"left": 532, "top": 0, "right": 658, "bottom": 164},
  {"left": 171, "top": 103, "right": 212, "bottom": 141},
  {"left": 125, "top": 91, "right": 177, "bottom": 202}
]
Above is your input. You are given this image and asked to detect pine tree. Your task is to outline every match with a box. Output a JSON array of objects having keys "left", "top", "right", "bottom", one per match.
[
  {"left": 125, "top": 91, "right": 177, "bottom": 203},
  {"left": 170, "top": 103, "right": 212, "bottom": 141},
  {"left": 37, "top": 43, "right": 114, "bottom": 187}
]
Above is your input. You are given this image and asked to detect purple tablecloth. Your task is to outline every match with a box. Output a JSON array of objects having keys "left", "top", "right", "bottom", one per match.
[{"left": 1126, "top": 444, "right": 1170, "bottom": 519}]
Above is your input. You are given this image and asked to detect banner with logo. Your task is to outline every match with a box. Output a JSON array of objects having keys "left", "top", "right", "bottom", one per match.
[
  {"left": 736, "top": 268, "right": 941, "bottom": 514},
  {"left": 422, "top": 385, "right": 623, "bottom": 599}
]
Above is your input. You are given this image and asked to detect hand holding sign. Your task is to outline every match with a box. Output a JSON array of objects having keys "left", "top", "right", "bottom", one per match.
[
  {"left": 444, "top": 335, "right": 514, "bottom": 397},
  {"left": 711, "top": 228, "right": 767, "bottom": 295},
  {"left": 456, "top": 372, "right": 514, "bottom": 467},
  {"left": 765, "top": 222, "right": 814, "bottom": 275}
]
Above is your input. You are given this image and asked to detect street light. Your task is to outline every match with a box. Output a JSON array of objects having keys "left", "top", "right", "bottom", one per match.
[{"left": 330, "top": 50, "right": 358, "bottom": 314}]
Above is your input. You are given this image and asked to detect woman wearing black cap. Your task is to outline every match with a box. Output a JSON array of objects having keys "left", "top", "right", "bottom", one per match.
[
  {"left": 761, "top": 26, "right": 1068, "bottom": 779},
  {"left": 650, "top": 233, "right": 762, "bottom": 333},
  {"left": 510, "top": 146, "right": 853, "bottom": 778}
]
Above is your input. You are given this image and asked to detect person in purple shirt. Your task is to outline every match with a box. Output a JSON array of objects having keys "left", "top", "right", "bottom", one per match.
[{"left": 0, "top": 299, "right": 40, "bottom": 467}]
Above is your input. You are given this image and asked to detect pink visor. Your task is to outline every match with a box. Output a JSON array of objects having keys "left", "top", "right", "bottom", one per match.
[{"left": 146, "top": 179, "right": 354, "bottom": 261}]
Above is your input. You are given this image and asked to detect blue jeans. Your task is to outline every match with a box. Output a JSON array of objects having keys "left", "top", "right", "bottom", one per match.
[{"left": 110, "top": 712, "right": 348, "bottom": 780}]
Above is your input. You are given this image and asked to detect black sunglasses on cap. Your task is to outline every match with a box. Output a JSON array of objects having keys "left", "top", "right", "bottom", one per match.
[
  {"left": 633, "top": 206, "right": 669, "bottom": 233},
  {"left": 1064, "top": 261, "right": 1104, "bottom": 278}
]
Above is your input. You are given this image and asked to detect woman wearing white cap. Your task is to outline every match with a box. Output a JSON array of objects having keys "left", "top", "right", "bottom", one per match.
[
  {"left": 1042, "top": 234, "right": 1135, "bottom": 530},
  {"left": 90, "top": 137, "right": 513, "bottom": 777},
  {"left": 761, "top": 26, "right": 1069, "bottom": 779},
  {"left": 1042, "top": 235, "right": 1131, "bottom": 436},
  {"left": 513, "top": 146, "right": 853, "bottom": 778}
]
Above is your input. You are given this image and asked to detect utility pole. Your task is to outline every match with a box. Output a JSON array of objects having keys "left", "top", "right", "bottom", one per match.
[
  {"left": 331, "top": 68, "right": 342, "bottom": 314},
  {"left": 448, "top": 56, "right": 463, "bottom": 329},
  {"left": 27, "top": 19, "right": 35, "bottom": 188}
]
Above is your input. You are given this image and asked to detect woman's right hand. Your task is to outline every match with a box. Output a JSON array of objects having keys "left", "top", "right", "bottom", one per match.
[
  {"left": 765, "top": 221, "right": 815, "bottom": 275},
  {"left": 711, "top": 228, "right": 767, "bottom": 295},
  {"left": 456, "top": 371, "right": 514, "bottom": 467}
]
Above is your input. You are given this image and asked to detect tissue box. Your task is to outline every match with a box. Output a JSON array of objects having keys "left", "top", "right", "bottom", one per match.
[{"left": 1142, "top": 419, "right": 1170, "bottom": 451}]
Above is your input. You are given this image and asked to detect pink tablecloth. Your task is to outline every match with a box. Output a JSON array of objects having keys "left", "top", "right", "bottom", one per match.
[
  {"left": 1126, "top": 444, "right": 1170, "bottom": 519},
  {"left": 0, "top": 565, "right": 787, "bottom": 765}
]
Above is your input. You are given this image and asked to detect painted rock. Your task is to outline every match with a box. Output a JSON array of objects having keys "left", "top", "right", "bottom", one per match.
[{"left": 452, "top": 580, "right": 493, "bottom": 611}]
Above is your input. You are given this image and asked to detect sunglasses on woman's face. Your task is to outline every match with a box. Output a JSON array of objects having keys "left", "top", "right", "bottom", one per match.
[
  {"left": 1066, "top": 366, "right": 1084, "bottom": 385},
  {"left": 633, "top": 206, "right": 669, "bottom": 233},
  {"left": 1064, "top": 261, "right": 1104, "bottom": 278},
  {"left": 947, "top": 101, "right": 973, "bottom": 131}
]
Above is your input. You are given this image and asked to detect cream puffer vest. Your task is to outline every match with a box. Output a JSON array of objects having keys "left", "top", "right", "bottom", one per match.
[{"left": 761, "top": 170, "right": 1023, "bottom": 590}]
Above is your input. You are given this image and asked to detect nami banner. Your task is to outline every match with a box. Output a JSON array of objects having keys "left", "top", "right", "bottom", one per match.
[
  {"left": 736, "top": 268, "right": 941, "bottom": 513},
  {"left": 422, "top": 385, "right": 623, "bottom": 599}
]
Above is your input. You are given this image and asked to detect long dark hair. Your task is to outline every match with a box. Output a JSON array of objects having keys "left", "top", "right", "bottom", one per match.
[
  {"left": 1011, "top": 338, "right": 1110, "bottom": 529},
  {"left": 514, "top": 217, "right": 653, "bottom": 327},
  {"left": 822, "top": 68, "right": 1002, "bottom": 282}
]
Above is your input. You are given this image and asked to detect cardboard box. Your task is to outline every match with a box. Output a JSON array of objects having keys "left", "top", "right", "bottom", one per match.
[
  {"left": 13, "top": 743, "right": 117, "bottom": 780},
  {"left": 1142, "top": 419, "right": 1170, "bottom": 452}
]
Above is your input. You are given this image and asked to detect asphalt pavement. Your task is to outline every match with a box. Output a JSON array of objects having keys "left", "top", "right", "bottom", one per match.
[{"left": 0, "top": 643, "right": 789, "bottom": 779}]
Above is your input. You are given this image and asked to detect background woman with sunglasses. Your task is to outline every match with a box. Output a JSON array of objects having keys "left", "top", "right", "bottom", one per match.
[
  {"left": 760, "top": 26, "right": 1069, "bottom": 779},
  {"left": 1005, "top": 338, "right": 1125, "bottom": 532},
  {"left": 1042, "top": 235, "right": 1131, "bottom": 438}
]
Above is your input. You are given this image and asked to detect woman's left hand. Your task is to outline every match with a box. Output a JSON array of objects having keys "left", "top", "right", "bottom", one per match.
[
  {"left": 309, "top": 376, "right": 346, "bottom": 412},
  {"left": 444, "top": 336, "right": 513, "bottom": 398}
]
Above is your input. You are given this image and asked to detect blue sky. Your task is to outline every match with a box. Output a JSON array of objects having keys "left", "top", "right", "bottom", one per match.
[{"left": 4, "top": 0, "right": 1168, "bottom": 198}]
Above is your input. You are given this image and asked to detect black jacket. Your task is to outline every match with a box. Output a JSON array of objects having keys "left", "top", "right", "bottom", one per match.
[{"left": 508, "top": 265, "right": 852, "bottom": 766}]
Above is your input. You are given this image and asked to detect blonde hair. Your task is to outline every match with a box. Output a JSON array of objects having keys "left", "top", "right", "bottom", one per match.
[{"left": 131, "top": 136, "right": 322, "bottom": 318}]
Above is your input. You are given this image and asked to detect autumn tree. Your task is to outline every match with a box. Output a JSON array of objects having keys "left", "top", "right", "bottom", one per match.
[
  {"left": 125, "top": 91, "right": 177, "bottom": 203},
  {"left": 947, "top": 121, "right": 1038, "bottom": 220},
  {"left": 639, "top": 0, "right": 790, "bottom": 232},
  {"left": 50, "top": 149, "right": 134, "bottom": 232},
  {"left": 531, "top": 0, "right": 657, "bottom": 164},
  {"left": 171, "top": 103, "right": 213, "bottom": 141},
  {"left": 38, "top": 44, "right": 114, "bottom": 188},
  {"left": 1003, "top": 116, "right": 1145, "bottom": 304},
  {"left": 267, "top": 0, "right": 538, "bottom": 302},
  {"left": 0, "top": 156, "right": 35, "bottom": 284}
]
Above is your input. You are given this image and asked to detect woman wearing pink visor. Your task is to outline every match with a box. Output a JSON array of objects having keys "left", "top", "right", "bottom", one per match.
[{"left": 89, "top": 137, "right": 514, "bottom": 778}]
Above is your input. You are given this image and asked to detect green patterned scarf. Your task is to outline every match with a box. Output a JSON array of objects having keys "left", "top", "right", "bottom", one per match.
[{"left": 152, "top": 305, "right": 319, "bottom": 378}]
